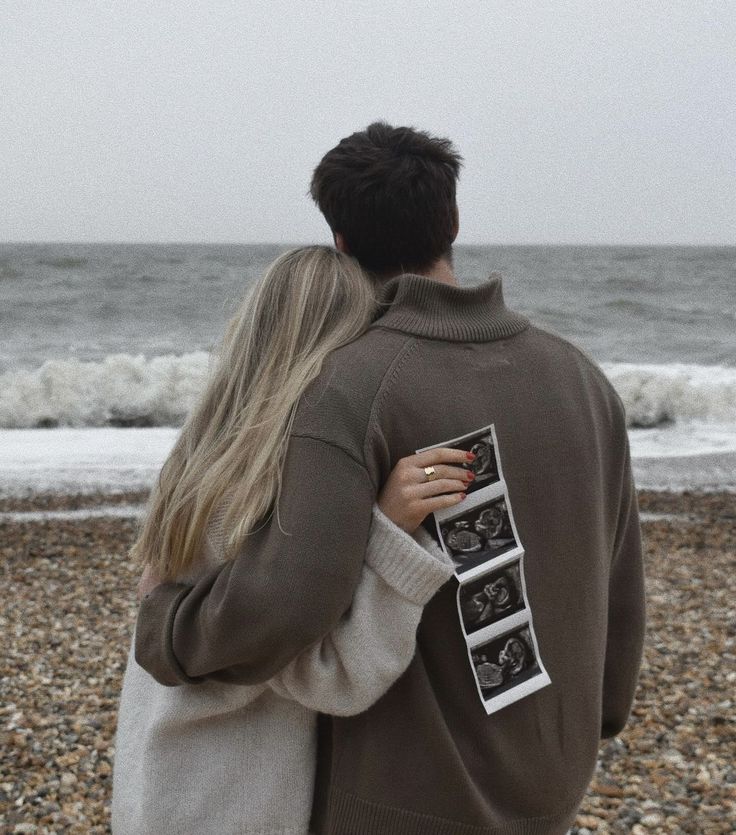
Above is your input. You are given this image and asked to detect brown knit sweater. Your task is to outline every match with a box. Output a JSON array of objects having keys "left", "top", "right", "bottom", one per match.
[{"left": 135, "top": 272, "right": 646, "bottom": 835}]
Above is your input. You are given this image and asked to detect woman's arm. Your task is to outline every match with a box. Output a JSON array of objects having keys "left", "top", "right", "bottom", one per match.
[
  {"left": 268, "top": 503, "right": 454, "bottom": 715},
  {"left": 135, "top": 445, "right": 470, "bottom": 687}
]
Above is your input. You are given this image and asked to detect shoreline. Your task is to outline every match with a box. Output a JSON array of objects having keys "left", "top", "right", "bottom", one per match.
[
  {"left": 0, "top": 485, "right": 732, "bottom": 515},
  {"left": 1, "top": 427, "right": 735, "bottom": 499}
]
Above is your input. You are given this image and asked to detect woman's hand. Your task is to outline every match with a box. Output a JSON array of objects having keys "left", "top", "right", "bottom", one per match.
[
  {"left": 377, "top": 447, "right": 475, "bottom": 534},
  {"left": 137, "top": 564, "right": 163, "bottom": 601}
]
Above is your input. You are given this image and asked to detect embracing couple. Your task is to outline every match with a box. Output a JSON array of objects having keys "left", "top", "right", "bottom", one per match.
[{"left": 112, "top": 123, "right": 646, "bottom": 835}]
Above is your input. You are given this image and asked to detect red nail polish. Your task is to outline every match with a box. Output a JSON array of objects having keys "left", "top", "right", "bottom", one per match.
[
  {"left": 466, "top": 452, "right": 476, "bottom": 462},
  {"left": 460, "top": 493, "right": 467, "bottom": 500},
  {"left": 465, "top": 472, "right": 475, "bottom": 481}
]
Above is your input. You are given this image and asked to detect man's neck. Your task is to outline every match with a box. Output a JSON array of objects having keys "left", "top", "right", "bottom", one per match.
[
  {"left": 413, "top": 258, "right": 458, "bottom": 286},
  {"left": 381, "top": 257, "right": 458, "bottom": 286}
]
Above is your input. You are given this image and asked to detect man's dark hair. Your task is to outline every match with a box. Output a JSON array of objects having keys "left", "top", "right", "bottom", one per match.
[{"left": 310, "top": 122, "right": 463, "bottom": 275}]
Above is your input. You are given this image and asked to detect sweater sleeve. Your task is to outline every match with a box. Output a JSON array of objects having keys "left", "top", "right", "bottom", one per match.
[
  {"left": 600, "top": 427, "right": 647, "bottom": 739},
  {"left": 268, "top": 504, "right": 454, "bottom": 715},
  {"left": 135, "top": 435, "right": 377, "bottom": 686}
]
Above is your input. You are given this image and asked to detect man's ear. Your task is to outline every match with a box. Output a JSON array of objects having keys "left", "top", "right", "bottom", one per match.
[
  {"left": 334, "top": 232, "right": 350, "bottom": 254},
  {"left": 450, "top": 205, "right": 460, "bottom": 244}
]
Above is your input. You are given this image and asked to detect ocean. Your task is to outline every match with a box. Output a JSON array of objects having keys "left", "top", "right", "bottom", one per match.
[{"left": 1, "top": 243, "right": 734, "bottom": 494}]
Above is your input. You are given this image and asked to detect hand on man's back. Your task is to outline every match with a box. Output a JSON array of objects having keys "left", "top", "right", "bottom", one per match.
[{"left": 137, "top": 564, "right": 162, "bottom": 601}]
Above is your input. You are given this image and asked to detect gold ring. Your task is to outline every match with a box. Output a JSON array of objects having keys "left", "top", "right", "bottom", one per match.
[{"left": 423, "top": 466, "right": 438, "bottom": 482}]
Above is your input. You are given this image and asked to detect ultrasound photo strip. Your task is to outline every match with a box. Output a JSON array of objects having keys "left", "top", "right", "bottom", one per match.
[
  {"left": 466, "top": 615, "right": 551, "bottom": 715},
  {"left": 457, "top": 554, "right": 551, "bottom": 714},
  {"left": 456, "top": 551, "right": 527, "bottom": 637},
  {"left": 417, "top": 422, "right": 551, "bottom": 715},
  {"left": 432, "top": 480, "right": 524, "bottom": 580}
]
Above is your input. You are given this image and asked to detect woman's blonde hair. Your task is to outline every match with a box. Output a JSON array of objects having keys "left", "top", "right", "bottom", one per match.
[{"left": 130, "top": 245, "right": 378, "bottom": 580}]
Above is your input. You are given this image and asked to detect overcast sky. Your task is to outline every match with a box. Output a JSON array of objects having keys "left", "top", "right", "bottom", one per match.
[{"left": 2, "top": 1, "right": 734, "bottom": 245}]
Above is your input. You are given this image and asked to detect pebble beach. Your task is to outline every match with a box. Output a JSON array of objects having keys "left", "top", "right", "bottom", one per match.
[{"left": 1, "top": 489, "right": 734, "bottom": 834}]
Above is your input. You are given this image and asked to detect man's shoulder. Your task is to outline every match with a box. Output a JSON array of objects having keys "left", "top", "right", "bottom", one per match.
[
  {"left": 524, "top": 323, "right": 627, "bottom": 426},
  {"left": 290, "top": 328, "right": 416, "bottom": 459},
  {"left": 528, "top": 323, "right": 622, "bottom": 393},
  {"left": 325, "top": 325, "right": 416, "bottom": 377}
]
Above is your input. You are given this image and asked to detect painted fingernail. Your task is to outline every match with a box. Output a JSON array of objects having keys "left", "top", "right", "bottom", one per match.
[
  {"left": 466, "top": 452, "right": 476, "bottom": 461},
  {"left": 460, "top": 493, "right": 467, "bottom": 500},
  {"left": 465, "top": 472, "right": 475, "bottom": 481}
]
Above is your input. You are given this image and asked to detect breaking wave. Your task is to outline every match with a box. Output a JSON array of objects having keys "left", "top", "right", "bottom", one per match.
[
  {"left": 0, "top": 353, "right": 212, "bottom": 428},
  {"left": 0, "top": 354, "right": 734, "bottom": 430},
  {"left": 601, "top": 362, "right": 736, "bottom": 428}
]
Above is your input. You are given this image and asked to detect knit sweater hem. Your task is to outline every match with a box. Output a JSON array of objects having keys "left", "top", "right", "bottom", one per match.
[{"left": 318, "top": 788, "right": 581, "bottom": 835}]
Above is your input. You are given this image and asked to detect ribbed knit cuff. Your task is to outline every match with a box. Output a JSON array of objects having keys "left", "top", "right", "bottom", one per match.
[
  {"left": 411, "top": 524, "right": 454, "bottom": 569},
  {"left": 366, "top": 504, "right": 455, "bottom": 606},
  {"left": 135, "top": 583, "right": 202, "bottom": 686}
]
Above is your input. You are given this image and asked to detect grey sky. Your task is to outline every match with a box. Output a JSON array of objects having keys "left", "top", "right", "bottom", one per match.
[{"left": 2, "top": 1, "right": 734, "bottom": 245}]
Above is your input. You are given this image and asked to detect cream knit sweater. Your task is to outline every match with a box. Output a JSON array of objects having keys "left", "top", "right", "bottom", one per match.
[{"left": 112, "top": 503, "right": 453, "bottom": 834}]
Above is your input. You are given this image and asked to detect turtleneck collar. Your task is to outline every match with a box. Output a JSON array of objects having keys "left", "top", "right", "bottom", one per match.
[{"left": 370, "top": 271, "right": 530, "bottom": 343}]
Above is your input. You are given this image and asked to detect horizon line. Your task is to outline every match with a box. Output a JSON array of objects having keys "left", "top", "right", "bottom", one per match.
[{"left": 1, "top": 240, "right": 734, "bottom": 248}]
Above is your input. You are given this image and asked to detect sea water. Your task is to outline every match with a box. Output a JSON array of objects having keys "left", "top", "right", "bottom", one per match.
[{"left": 1, "top": 243, "right": 734, "bottom": 494}]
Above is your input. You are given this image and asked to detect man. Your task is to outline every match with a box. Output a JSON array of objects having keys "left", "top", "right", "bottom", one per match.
[{"left": 136, "top": 122, "right": 646, "bottom": 834}]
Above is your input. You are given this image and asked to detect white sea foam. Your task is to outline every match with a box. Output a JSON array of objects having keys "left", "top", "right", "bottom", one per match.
[
  {"left": 0, "top": 352, "right": 212, "bottom": 429},
  {"left": 0, "top": 505, "right": 146, "bottom": 523},
  {"left": 0, "top": 421, "right": 734, "bottom": 498},
  {"left": 601, "top": 362, "right": 736, "bottom": 428},
  {"left": 0, "top": 427, "right": 179, "bottom": 496},
  {"left": 1, "top": 354, "right": 735, "bottom": 431},
  {"left": 628, "top": 421, "right": 736, "bottom": 458}
]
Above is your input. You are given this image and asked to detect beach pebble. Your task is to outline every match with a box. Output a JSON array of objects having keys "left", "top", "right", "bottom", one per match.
[{"left": 1, "top": 488, "right": 734, "bottom": 832}]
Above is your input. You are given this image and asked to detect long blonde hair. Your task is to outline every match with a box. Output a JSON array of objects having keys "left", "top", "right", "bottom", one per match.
[{"left": 130, "top": 245, "right": 378, "bottom": 580}]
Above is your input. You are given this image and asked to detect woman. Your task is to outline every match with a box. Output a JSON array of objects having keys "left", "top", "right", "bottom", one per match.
[{"left": 112, "top": 246, "right": 471, "bottom": 834}]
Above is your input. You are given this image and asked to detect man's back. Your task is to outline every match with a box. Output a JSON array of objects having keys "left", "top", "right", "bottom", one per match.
[
  {"left": 136, "top": 272, "right": 645, "bottom": 835},
  {"left": 297, "top": 274, "right": 645, "bottom": 834}
]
